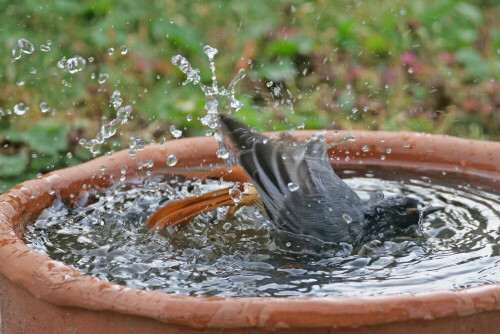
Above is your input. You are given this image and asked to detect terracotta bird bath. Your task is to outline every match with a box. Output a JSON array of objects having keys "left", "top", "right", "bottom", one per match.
[{"left": 1, "top": 130, "right": 500, "bottom": 333}]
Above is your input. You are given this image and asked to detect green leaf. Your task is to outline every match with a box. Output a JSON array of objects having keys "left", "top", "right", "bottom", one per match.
[
  {"left": 456, "top": 48, "right": 489, "bottom": 79},
  {"left": 0, "top": 173, "right": 37, "bottom": 193},
  {"left": 259, "top": 59, "right": 296, "bottom": 82},
  {"left": 0, "top": 154, "right": 29, "bottom": 178},
  {"left": 29, "top": 153, "right": 62, "bottom": 173},
  {"left": 407, "top": 118, "right": 435, "bottom": 133},
  {"left": 24, "top": 121, "right": 69, "bottom": 155},
  {"left": 365, "top": 34, "right": 391, "bottom": 55},
  {"left": 455, "top": 3, "right": 482, "bottom": 26},
  {"left": 152, "top": 21, "right": 204, "bottom": 54},
  {"left": 268, "top": 36, "right": 314, "bottom": 56},
  {"left": 0, "top": 128, "right": 24, "bottom": 142}
]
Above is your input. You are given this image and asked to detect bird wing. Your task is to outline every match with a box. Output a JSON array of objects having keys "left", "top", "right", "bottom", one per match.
[
  {"left": 144, "top": 186, "right": 259, "bottom": 230},
  {"left": 220, "top": 115, "right": 364, "bottom": 245}
]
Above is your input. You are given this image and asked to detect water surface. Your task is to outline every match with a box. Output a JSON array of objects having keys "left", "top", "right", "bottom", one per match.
[{"left": 24, "top": 168, "right": 500, "bottom": 297}]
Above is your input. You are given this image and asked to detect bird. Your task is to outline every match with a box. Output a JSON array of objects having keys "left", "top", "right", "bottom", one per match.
[{"left": 145, "top": 115, "right": 443, "bottom": 251}]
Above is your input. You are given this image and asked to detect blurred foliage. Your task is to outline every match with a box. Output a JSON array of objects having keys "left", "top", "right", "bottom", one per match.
[{"left": 0, "top": 0, "right": 499, "bottom": 191}]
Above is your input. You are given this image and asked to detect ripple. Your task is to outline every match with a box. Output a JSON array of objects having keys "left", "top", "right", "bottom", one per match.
[{"left": 24, "top": 168, "right": 500, "bottom": 297}]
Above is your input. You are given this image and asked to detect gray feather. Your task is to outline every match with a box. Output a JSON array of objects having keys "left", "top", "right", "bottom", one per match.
[{"left": 219, "top": 115, "right": 364, "bottom": 246}]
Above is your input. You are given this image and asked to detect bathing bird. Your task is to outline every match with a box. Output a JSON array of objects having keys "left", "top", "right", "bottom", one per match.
[{"left": 145, "top": 115, "right": 443, "bottom": 250}]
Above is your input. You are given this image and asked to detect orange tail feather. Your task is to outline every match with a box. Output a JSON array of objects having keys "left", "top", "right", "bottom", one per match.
[{"left": 145, "top": 186, "right": 258, "bottom": 231}]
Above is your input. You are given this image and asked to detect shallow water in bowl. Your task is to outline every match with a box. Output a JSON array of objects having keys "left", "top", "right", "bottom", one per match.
[{"left": 24, "top": 168, "right": 500, "bottom": 297}]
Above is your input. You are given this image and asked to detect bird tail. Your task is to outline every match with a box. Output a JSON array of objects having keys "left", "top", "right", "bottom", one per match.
[{"left": 144, "top": 186, "right": 259, "bottom": 231}]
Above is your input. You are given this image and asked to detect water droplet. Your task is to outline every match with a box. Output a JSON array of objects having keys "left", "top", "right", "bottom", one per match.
[
  {"left": 66, "top": 56, "right": 86, "bottom": 74},
  {"left": 108, "top": 47, "right": 114, "bottom": 55},
  {"left": 169, "top": 125, "right": 182, "bottom": 139},
  {"left": 229, "top": 186, "right": 242, "bottom": 203},
  {"left": 166, "top": 154, "right": 178, "bottom": 166},
  {"left": 129, "top": 136, "right": 145, "bottom": 151},
  {"left": 287, "top": 182, "right": 299, "bottom": 192},
  {"left": 12, "top": 38, "right": 34, "bottom": 60},
  {"left": 369, "top": 191, "right": 384, "bottom": 204},
  {"left": 120, "top": 45, "right": 128, "bottom": 55},
  {"left": 362, "top": 145, "right": 370, "bottom": 152},
  {"left": 201, "top": 113, "right": 219, "bottom": 129},
  {"left": 193, "top": 183, "right": 202, "bottom": 197},
  {"left": 223, "top": 222, "right": 232, "bottom": 230},
  {"left": 343, "top": 213, "right": 352, "bottom": 224},
  {"left": 16, "top": 80, "right": 25, "bottom": 86},
  {"left": 40, "top": 44, "right": 51, "bottom": 52},
  {"left": 14, "top": 102, "right": 28, "bottom": 115},
  {"left": 186, "top": 114, "right": 193, "bottom": 121},
  {"left": 215, "top": 148, "right": 229, "bottom": 160},
  {"left": 57, "top": 57, "right": 67, "bottom": 69},
  {"left": 12, "top": 46, "right": 22, "bottom": 60},
  {"left": 205, "top": 129, "right": 213, "bottom": 136},
  {"left": 386, "top": 148, "right": 392, "bottom": 154},
  {"left": 98, "top": 73, "right": 109, "bottom": 84},
  {"left": 39, "top": 102, "right": 50, "bottom": 113},
  {"left": 285, "top": 242, "right": 292, "bottom": 248},
  {"left": 203, "top": 45, "right": 218, "bottom": 61},
  {"left": 266, "top": 81, "right": 273, "bottom": 87},
  {"left": 110, "top": 90, "right": 123, "bottom": 109},
  {"left": 381, "top": 155, "right": 386, "bottom": 161}
]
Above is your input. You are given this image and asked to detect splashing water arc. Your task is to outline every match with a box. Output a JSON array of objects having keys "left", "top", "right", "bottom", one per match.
[{"left": 171, "top": 45, "right": 246, "bottom": 166}]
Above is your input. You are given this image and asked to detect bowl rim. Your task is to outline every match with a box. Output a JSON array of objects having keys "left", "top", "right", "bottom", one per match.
[{"left": 1, "top": 130, "right": 499, "bottom": 330}]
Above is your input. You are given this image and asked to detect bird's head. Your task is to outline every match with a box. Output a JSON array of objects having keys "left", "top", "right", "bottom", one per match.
[{"left": 362, "top": 195, "right": 444, "bottom": 241}]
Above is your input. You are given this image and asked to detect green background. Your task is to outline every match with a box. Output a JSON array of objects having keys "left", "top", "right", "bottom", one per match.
[{"left": 0, "top": 0, "right": 499, "bottom": 191}]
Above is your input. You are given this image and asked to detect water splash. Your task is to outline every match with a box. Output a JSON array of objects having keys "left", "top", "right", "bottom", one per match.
[
  {"left": 171, "top": 45, "right": 245, "bottom": 166},
  {"left": 79, "top": 105, "right": 133, "bottom": 156},
  {"left": 327, "top": 133, "right": 356, "bottom": 149}
]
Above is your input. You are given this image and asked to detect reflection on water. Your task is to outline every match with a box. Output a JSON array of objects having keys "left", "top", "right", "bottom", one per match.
[{"left": 24, "top": 168, "right": 500, "bottom": 297}]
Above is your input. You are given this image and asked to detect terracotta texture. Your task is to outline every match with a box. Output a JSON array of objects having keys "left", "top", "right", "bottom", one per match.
[{"left": 1, "top": 130, "right": 500, "bottom": 333}]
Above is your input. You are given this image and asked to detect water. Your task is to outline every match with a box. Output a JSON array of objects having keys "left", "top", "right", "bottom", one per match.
[
  {"left": 24, "top": 168, "right": 500, "bottom": 297},
  {"left": 171, "top": 46, "right": 246, "bottom": 166}
]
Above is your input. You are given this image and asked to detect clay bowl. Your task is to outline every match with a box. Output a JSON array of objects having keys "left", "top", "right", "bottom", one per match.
[{"left": 1, "top": 130, "right": 500, "bottom": 334}]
